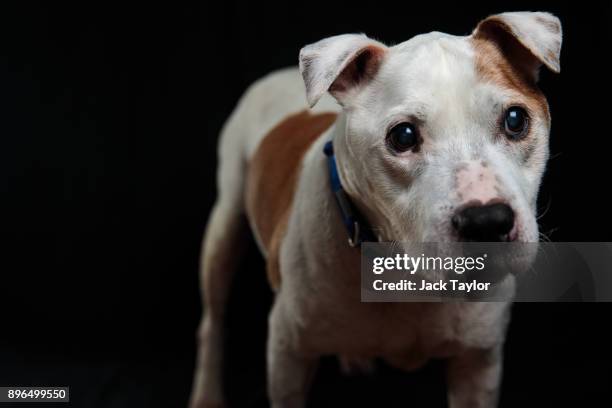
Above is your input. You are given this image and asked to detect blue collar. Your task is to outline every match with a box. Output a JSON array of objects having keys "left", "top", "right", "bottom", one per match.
[{"left": 323, "top": 141, "right": 377, "bottom": 247}]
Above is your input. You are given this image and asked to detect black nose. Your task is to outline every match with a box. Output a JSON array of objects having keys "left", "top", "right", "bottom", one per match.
[{"left": 452, "top": 203, "right": 515, "bottom": 242}]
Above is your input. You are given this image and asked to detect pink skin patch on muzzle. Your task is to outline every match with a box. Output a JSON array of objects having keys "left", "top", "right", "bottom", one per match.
[{"left": 455, "top": 161, "right": 501, "bottom": 206}]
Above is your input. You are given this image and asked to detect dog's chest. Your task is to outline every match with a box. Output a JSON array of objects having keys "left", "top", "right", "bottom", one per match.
[{"left": 294, "top": 295, "right": 510, "bottom": 363}]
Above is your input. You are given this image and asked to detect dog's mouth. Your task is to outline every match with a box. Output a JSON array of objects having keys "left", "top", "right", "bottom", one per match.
[{"left": 453, "top": 224, "right": 519, "bottom": 243}]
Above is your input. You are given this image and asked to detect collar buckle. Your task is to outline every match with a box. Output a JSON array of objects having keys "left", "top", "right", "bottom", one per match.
[{"left": 348, "top": 221, "right": 360, "bottom": 247}]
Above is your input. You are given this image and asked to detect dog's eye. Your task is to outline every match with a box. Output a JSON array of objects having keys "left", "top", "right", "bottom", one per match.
[
  {"left": 504, "top": 106, "right": 529, "bottom": 140},
  {"left": 387, "top": 122, "right": 419, "bottom": 152}
]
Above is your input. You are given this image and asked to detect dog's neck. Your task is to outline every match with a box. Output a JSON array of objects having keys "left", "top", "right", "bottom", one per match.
[
  {"left": 324, "top": 115, "right": 377, "bottom": 247},
  {"left": 331, "top": 113, "right": 384, "bottom": 240},
  {"left": 286, "top": 113, "right": 365, "bottom": 284}
]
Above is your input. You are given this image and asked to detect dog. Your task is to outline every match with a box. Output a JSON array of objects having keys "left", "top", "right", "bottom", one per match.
[{"left": 189, "top": 11, "right": 562, "bottom": 408}]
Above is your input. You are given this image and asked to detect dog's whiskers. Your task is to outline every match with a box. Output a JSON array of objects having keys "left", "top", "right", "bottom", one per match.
[
  {"left": 537, "top": 197, "right": 553, "bottom": 221},
  {"left": 538, "top": 226, "right": 559, "bottom": 243}
]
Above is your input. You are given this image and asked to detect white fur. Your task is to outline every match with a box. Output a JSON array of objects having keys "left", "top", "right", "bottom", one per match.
[{"left": 189, "top": 11, "right": 561, "bottom": 408}]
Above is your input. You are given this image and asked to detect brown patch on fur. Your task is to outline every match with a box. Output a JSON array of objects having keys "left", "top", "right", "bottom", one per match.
[
  {"left": 245, "top": 110, "right": 337, "bottom": 289},
  {"left": 471, "top": 32, "right": 550, "bottom": 123}
]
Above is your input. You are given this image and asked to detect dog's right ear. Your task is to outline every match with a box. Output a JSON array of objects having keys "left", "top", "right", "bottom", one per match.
[{"left": 299, "top": 34, "right": 387, "bottom": 107}]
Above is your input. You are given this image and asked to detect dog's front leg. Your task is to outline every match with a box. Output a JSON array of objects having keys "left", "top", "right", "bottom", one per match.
[
  {"left": 267, "top": 299, "right": 317, "bottom": 408},
  {"left": 446, "top": 345, "right": 503, "bottom": 408}
]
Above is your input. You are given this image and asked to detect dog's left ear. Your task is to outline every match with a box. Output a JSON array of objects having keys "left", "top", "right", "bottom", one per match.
[{"left": 472, "top": 11, "right": 562, "bottom": 79}]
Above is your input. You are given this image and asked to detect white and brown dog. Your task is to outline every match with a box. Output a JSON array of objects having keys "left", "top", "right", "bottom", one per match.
[{"left": 189, "top": 11, "right": 562, "bottom": 408}]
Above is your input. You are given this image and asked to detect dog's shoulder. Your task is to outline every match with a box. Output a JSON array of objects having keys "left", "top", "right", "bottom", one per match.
[{"left": 245, "top": 110, "right": 337, "bottom": 289}]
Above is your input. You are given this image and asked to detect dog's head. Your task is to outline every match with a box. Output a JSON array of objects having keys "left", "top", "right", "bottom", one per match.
[{"left": 300, "top": 12, "right": 561, "bottom": 243}]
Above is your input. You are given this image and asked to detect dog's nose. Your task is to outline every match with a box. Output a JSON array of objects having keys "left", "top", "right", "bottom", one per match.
[{"left": 452, "top": 203, "right": 515, "bottom": 242}]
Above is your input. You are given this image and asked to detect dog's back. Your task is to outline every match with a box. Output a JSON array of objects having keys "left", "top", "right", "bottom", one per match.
[{"left": 219, "top": 67, "right": 338, "bottom": 166}]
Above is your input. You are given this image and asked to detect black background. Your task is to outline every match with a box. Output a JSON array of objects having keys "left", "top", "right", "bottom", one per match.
[{"left": 1, "top": 1, "right": 611, "bottom": 407}]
